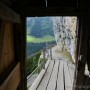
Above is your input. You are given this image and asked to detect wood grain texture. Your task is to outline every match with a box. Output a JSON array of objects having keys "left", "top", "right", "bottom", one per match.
[
  {"left": 64, "top": 61, "right": 72, "bottom": 90},
  {"left": 67, "top": 62, "right": 75, "bottom": 85},
  {"left": 0, "top": 21, "right": 14, "bottom": 75},
  {"left": 36, "top": 60, "right": 75, "bottom": 90},
  {"left": 46, "top": 60, "right": 59, "bottom": 90},
  {"left": 18, "top": 7, "right": 83, "bottom": 17},
  {"left": 37, "top": 60, "right": 54, "bottom": 90},
  {"left": 57, "top": 60, "right": 64, "bottom": 90},
  {"left": 0, "top": 62, "right": 21, "bottom": 90}
]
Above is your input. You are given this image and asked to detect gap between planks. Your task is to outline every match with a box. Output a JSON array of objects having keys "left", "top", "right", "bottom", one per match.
[
  {"left": 57, "top": 60, "right": 64, "bottom": 90},
  {"left": 46, "top": 60, "right": 59, "bottom": 90},
  {"left": 37, "top": 60, "right": 55, "bottom": 90},
  {"left": 64, "top": 60, "right": 72, "bottom": 90}
]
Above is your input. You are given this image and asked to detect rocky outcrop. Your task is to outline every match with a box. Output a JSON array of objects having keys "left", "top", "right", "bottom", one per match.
[{"left": 52, "top": 17, "right": 77, "bottom": 62}]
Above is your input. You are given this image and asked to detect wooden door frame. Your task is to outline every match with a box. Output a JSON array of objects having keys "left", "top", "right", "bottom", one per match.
[
  {"left": 20, "top": 7, "right": 82, "bottom": 90},
  {"left": 19, "top": 7, "right": 90, "bottom": 90}
]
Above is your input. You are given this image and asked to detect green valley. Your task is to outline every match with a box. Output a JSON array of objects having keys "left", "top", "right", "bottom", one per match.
[
  {"left": 27, "top": 35, "right": 55, "bottom": 43},
  {"left": 26, "top": 17, "right": 56, "bottom": 56}
]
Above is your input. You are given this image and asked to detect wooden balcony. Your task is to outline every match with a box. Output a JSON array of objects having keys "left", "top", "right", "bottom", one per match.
[
  {"left": 28, "top": 46, "right": 75, "bottom": 90},
  {"left": 37, "top": 59, "right": 75, "bottom": 90}
]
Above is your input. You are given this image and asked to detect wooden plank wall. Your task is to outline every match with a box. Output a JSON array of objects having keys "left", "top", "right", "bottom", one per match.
[
  {"left": 0, "top": 3, "right": 23, "bottom": 90},
  {"left": 0, "top": 62, "right": 20, "bottom": 90},
  {"left": 0, "top": 20, "right": 21, "bottom": 90},
  {"left": 0, "top": 21, "right": 14, "bottom": 75}
]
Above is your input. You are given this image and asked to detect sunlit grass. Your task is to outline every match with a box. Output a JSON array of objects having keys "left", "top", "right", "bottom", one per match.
[
  {"left": 55, "top": 49, "right": 74, "bottom": 63},
  {"left": 27, "top": 35, "right": 55, "bottom": 43}
]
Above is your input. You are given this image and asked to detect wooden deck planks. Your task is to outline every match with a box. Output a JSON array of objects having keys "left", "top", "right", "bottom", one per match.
[
  {"left": 46, "top": 60, "right": 59, "bottom": 90},
  {"left": 57, "top": 60, "right": 64, "bottom": 90},
  {"left": 67, "top": 62, "right": 75, "bottom": 85},
  {"left": 37, "top": 60, "right": 75, "bottom": 90},
  {"left": 64, "top": 61, "right": 72, "bottom": 90},
  {"left": 37, "top": 60, "right": 55, "bottom": 90}
]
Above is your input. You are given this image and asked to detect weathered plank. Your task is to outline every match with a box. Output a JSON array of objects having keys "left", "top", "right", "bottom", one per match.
[
  {"left": 64, "top": 61, "right": 72, "bottom": 90},
  {"left": 45, "top": 59, "right": 51, "bottom": 69},
  {"left": 13, "top": 20, "right": 27, "bottom": 90},
  {"left": 57, "top": 60, "right": 64, "bottom": 90},
  {"left": 29, "top": 69, "right": 45, "bottom": 90},
  {"left": 37, "top": 60, "right": 54, "bottom": 90},
  {"left": 67, "top": 62, "right": 75, "bottom": 85},
  {"left": 0, "top": 62, "right": 20, "bottom": 90},
  {"left": 4, "top": 21, "right": 14, "bottom": 68},
  {"left": 0, "top": 21, "right": 14, "bottom": 76},
  {"left": 46, "top": 60, "right": 59, "bottom": 90}
]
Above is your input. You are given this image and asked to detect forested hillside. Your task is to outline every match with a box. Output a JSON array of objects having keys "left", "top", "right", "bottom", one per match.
[
  {"left": 26, "top": 17, "right": 56, "bottom": 56},
  {"left": 27, "top": 17, "right": 54, "bottom": 37}
]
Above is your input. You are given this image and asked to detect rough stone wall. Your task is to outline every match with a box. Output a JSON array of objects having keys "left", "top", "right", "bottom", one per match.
[{"left": 52, "top": 17, "right": 77, "bottom": 62}]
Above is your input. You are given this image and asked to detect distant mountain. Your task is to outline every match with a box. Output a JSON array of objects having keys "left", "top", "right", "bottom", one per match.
[
  {"left": 27, "top": 17, "right": 54, "bottom": 38},
  {"left": 26, "top": 17, "right": 56, "bottom": 56}
]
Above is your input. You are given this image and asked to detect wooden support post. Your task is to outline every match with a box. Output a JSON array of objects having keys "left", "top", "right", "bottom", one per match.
[
  {"left": 50, "top": 47, "right": 52, "bottom": 60},
  {"left": 43, "top": 50, "right": 45, "bottom": 69},
  {"left": 43, "top": 49, "right": 45, "bottom": 59}
]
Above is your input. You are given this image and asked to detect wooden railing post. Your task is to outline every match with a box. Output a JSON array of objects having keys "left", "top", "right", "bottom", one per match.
[
  {"left": 50, "top": 47, "right": 52, "bottom": 60},
  {"left": 43, "top": 49, "right": 45, "bottom": 69}
]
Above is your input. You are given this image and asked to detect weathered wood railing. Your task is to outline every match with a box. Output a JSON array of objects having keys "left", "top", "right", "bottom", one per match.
[{"left": 26, "top": 44, "right": 56, "bottom": 88}]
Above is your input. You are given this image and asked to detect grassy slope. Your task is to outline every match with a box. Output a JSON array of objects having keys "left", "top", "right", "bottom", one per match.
[
  {"left": 27, "top": 35, "right": 55, "bottom": 43},
  {"left": 55, "top": 49, "right": 74, "bottom": 63}
]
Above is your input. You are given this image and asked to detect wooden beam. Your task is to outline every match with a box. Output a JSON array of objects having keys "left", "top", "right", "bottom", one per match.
[
  {"left": 14, "top": 17, "right": 27, "bottom": 90},
  {"left": 0, "top": 62, "right": 20, "bottom": 90},
  {"left": 0, "top": 61, "right": 18, "bottom": 85},
  {"left": 0, "top": 3, "right": 20, "bottom": 23},
  {"left": 0, "top": 20, "right": 5, "bottom": 69},
  {"left": 0, "top": 21, "right": 16, "bottom": 84},
  {"left": 18, "top": 7, "right": 88, "bottom": 16}
]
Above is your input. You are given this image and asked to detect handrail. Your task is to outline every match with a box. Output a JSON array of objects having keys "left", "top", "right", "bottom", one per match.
[
  {"left": 27, "top": 43, "right": 56, "bottom": 87},
  {"left": 27, "top": 43, "right": 56, "bottom": 59},
  {"left": 27, "top": 50, "right": 42, "bottom": 59},
  {"left": 27, "top": 60, "right": 46, "bottom": 80},
  {"left": 27, "top": 43, "right": 56, "bottom": 74}
]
